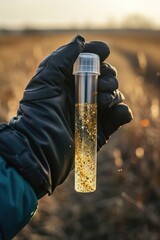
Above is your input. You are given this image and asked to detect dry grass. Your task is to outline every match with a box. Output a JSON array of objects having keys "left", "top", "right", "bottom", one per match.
[{"left": 0, "top": 30, "right": 160, "bottom": 239}]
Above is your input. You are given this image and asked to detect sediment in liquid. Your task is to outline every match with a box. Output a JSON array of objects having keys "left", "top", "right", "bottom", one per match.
[{"left": 75, "top": 103, "right": 97, "bottom": 192}]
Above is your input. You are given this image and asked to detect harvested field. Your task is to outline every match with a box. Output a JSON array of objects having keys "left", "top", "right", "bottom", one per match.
[{"left": 0, "top": 30, "right": 160, "bottom": 239}]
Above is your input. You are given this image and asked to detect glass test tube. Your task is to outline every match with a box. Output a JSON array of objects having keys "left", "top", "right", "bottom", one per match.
[{"left": 73, "top": 53, "right": 100, "bottom": 192}]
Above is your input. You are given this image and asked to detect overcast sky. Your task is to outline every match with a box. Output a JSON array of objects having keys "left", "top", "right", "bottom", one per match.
[{"left": 0, "top": 0, "right": 160, "bottom": 29}]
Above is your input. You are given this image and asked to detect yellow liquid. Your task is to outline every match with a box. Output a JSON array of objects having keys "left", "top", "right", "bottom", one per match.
[{"left": 75, "top": 103, "right": 97, "bottom": 192}]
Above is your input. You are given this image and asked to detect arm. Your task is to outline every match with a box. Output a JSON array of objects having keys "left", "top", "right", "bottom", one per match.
[{"left": 0, "top": 35, "right": 133, "bottom": 199}]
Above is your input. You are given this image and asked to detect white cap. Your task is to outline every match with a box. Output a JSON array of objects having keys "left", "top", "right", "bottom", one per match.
[{"left": 73, "top": 53, "right": 100, "bottom": 75}]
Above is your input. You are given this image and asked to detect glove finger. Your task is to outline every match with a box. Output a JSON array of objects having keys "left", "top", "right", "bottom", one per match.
[
  {"left": 101, "top": 63, "right": 117, "bottom": 77},
  {"left": 98, "top": 63, "right": 118, "bottom": 92},
  {"left": 98, "top": 75, "right": 118, "bottom": 93},
  {"left": 98, "top": 90, "right": 125, "bottom": 111},
  {"left": 83, "top": 41, "right": 110, "bottom": 62},
  {"left": 101, "top": 103, "right": 133, "bottom": 141}
]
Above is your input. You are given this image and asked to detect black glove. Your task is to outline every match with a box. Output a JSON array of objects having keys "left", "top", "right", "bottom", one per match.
[{"left": 0, "top": 35, "right": 133, "bottom": 198}]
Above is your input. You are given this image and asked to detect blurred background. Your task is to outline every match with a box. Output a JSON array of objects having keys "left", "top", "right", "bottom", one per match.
[{"left": 0, "top": 0, "right": 160, "bottom": 239}]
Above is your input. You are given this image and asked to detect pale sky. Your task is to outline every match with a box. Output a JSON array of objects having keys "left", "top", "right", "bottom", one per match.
[{"left": 0, "top": 0, "right": 160, "bottom": 29}]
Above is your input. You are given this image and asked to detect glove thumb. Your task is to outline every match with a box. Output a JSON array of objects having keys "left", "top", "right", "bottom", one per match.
[
  {"left": 45, "top": 35, "right": 85, "bottom": 77},
  {"left": 22, "top": 35, "right": 85, "bottom": 100}
]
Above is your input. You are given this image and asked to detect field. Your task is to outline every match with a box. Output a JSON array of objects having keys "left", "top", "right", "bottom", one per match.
[{"left": 0, "top": 30, "right": 160, "bottom": 239}]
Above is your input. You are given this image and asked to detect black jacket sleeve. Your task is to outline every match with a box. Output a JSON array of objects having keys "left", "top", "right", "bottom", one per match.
[{"left": 0, "top": 35, "right": 85, "bottom": 198}]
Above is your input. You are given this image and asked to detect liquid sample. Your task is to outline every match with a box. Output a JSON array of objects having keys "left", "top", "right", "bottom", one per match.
[{"left": 75, "top": 103, "right": 97, "bottom": 192}]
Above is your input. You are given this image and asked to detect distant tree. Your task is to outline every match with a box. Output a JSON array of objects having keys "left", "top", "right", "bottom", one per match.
[
  {"left": 106, "top": 17, "right": 119, "bottom": 29},
  {"left": 121, "top": 14, "right": 155, "bottom": 29}
]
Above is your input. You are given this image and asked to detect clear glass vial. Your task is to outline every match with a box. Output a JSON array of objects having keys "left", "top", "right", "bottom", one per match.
[{"left": 73, "top": 53, "right": 100, "bottom": 192}]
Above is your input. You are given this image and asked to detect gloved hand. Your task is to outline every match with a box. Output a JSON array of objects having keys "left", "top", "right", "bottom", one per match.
[{"left": 0, "top": 35, "right": 133, "bottom": 198}]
